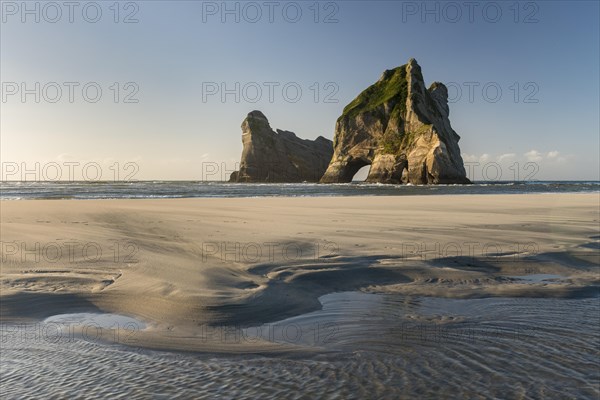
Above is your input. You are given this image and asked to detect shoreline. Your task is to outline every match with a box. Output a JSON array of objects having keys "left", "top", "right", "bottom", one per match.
[{"left": 1, "top": 181, "right": 598, "bottom": 202}]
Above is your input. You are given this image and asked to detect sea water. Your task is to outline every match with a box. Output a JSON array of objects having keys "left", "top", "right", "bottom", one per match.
[{"left": 1, "top": 180, "right": 598, "bottom": 200}]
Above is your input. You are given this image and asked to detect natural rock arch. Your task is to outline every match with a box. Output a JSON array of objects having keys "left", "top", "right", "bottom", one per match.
[
  {"left": 341, "top": 157, "right": 372, "bottom": 182},
  {"left": 320, "top": 58, "right": 470, "bottom": 185}
]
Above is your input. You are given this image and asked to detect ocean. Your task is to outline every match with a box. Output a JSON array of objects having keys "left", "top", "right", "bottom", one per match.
[{"left": 1, "top": 180, "right": 598, "bottom": 200}]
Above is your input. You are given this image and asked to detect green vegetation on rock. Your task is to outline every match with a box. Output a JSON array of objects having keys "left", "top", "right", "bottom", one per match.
[
  {"left": 340, "top": 64, "right": 409, "bottom": 121},
  {"left": 381, "top": 132, "right": 403, "bottom": 154},
  {"left": 380, "top": 124, "right": 433, "bottom": 155}
]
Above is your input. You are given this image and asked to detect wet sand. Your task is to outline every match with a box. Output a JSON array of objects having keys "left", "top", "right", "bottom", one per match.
[{"left": 1, "top": 193, "right": 598, "bottom": 352}]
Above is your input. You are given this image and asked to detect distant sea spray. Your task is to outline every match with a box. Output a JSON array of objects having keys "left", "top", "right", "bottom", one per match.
[{"left": 0, "top": 181, "right": 598, "bottom": 200}]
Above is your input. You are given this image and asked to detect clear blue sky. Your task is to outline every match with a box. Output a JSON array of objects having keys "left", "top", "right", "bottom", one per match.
[{"left": 1, "top": 1, "right": 598, "bottom": 180}]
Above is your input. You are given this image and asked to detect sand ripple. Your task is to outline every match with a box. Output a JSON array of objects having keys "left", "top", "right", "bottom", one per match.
[{"left": 1, "top": 295, "right": 598, "bottom": 399}]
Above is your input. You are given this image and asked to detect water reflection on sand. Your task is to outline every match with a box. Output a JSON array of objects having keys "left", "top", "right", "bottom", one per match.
[{"left": 1, "top": 293, "right": 598, "bottom": 399}]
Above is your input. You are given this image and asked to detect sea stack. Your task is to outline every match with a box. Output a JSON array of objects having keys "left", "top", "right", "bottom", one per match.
[
  {"left": 320, "top": 58, "right": 470, "bottom": 184},
  {"left": 229, "top": 111, "right": 334, "bottom": 183}
]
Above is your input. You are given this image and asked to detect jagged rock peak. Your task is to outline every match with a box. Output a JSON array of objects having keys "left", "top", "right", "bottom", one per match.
[{"left": 320, "top": 58, "right": 470, "bottom": 184}]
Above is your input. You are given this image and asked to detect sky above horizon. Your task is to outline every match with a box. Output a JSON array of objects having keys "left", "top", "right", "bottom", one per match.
[{"left": 1, "top": 0, "right": 599, "bottom": 181}]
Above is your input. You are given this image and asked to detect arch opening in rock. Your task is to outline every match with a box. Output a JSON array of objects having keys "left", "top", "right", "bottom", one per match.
[
  {"left": 352, "top": 164, "right": 372, "bottom": 182},
  {"left": 338, "top": 158, "right": 371, "bottom": 183},
  {"left": 401, "top": 167, "right": 409, "bottom": 184}
]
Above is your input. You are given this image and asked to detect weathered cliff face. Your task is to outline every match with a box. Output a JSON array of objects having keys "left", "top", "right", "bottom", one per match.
[
  {"left": 229, "top": 111, "right": 333, "bottom": 183},
  {"left": 320, "top": 58, "right": 470, "bottom": 184}
]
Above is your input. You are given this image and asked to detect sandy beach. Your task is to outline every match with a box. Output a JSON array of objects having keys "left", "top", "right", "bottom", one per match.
[{"left": 1, "top": 193, "right": 598, "bottom": 352}]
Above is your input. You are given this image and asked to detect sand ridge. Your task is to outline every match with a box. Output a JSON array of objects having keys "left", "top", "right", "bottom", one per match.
[{"left": 1, "top": 194, "right": 598, "bottom": 352}]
